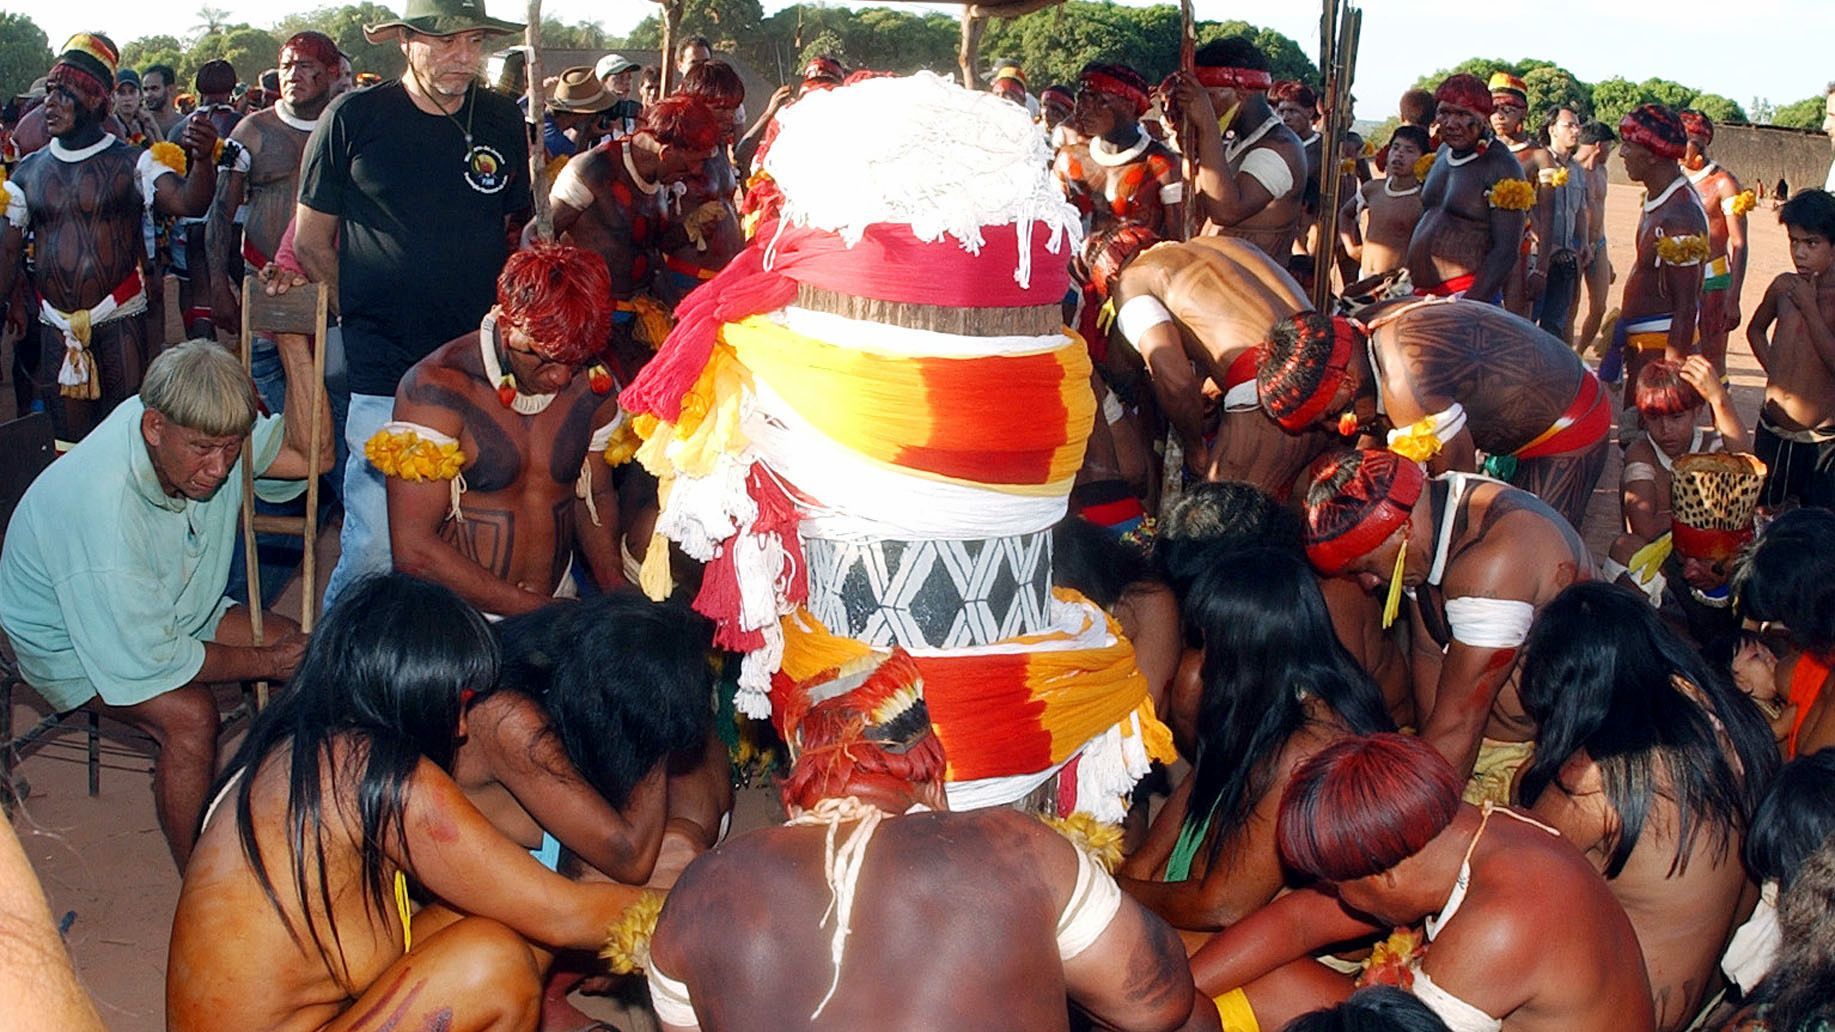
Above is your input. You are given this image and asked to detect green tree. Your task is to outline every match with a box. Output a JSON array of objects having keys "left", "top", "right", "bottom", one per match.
[
  {"left": 0, "top": 11, "right": 53, "bottom": 100},
  {"left": 1687, "top": 92, "right": 1746, "bottom": 125},
  {"left": 981, "top": 4, "right": 1314, "bottom": 92},
  {"left": 193, "top": 6, "right": 232, "bottom": 38},
  {"left": 1591, "top": 77, "right": 1653, "bottom": 128},
  {"left": 1411, "top": 57, "right": 1516, "bottom": 93},
  {"left": 1772, "top": 95, "right": 1826, "bottom": 130},
  {"left": 541, "top": 18, "right": 612, "bottom": 51},
  {"left": 1522, "top": 66, "right": 1590, "bottom": 127},
  {"left": 797, "top": 29, "right": 847, "bottom": 69},
  {"left": 1639, "top": 77, "right": 1693, "bottom": 111},
  {"left": 272, "top": 4, "right": 405, "bottom": 79},
  {"left": 192, "top": 25, "right": 284, "bottom": 82}
]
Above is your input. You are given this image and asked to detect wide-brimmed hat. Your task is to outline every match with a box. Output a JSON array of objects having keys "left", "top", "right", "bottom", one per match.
[
  {"left": 547, "top": 66, "right": 615, "bottom": 114},
  {"left": 364, "top": 0, "right": 524, "bottom": 43}
]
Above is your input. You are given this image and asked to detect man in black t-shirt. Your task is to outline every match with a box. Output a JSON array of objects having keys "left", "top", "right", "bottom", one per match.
[{"left": 293, "top": 0, "right": 529, "bottom": 608}]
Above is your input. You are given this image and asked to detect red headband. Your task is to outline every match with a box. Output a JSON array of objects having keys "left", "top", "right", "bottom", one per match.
[
  {"left": 1080, "top": 70, "right": 1149, "bottom": 117},
  {"left": 1195, "top": 66, "right": 1272, "bottom": 91},
  {"left": 1434, "top": 75, "right": 1494, "bottom": 118},
  {"left": 1671, "top": 522, "right": 1752, "bottom": 563},
  {"left": 1264, "top": 315, "right": 1359, "bottom": 431},
  {"left": 282, "top": 32, "right": 342, "bottom": 70},
  {"left": 1619, "top": 110, "right": 1687, "bottom": 160},
  {"left": 47, "top": 63, "right": 110, "bottom": 108},
  {"left": 1305, "top": 453, "right": 1426, "bottom": 575},
  {"left": 1679, "top": 110, "right": 1713, "bottom": 143}
]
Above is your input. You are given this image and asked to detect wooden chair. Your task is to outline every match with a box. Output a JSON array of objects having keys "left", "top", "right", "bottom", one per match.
[{"left": 238, "top": 277, "right": 329, "bottom": 709}]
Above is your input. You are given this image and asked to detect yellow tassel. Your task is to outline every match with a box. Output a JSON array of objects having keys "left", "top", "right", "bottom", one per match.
[
  {"left": 1412, "top": 152, "right": 1435, "bottom": 181},
  {"left": 639, "top": 531, "right": 674, "bottom": 601},
  {"left": 1485, "top": 178, "right": 1536, "bottom": 212},
  {"left": 1388, "top": 420, "right": 1444, "bottom": 463},
  {"left": 149, "top": 140, "right": 188, "bottom": 176},
  {"left": 1094, "top": 298, "right": 1117, "bottom": 335},
  {"left": 600, "top": 890, "right": 666, "bottom": 974},
  {"left": 1041, "top": 812, "right": 1125, "bottom": 874},
  {"left": 1381, "top": 531, "right": 1408, "bottom": 629},
  {"left": 1728, "top": 190, "right": 1757, "bottom": 218}
]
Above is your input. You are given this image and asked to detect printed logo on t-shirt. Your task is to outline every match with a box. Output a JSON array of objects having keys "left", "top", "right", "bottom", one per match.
[{"left": 464, "top": 143, "right": 510, "bottom": 194}]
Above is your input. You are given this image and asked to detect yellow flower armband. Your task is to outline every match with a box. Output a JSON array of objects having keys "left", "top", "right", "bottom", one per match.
[
  {"left": 1486, "top": 178, "right": 1536, "bottom": 211},
  {"left": 365, "top": 423, "right": 466, "bottom": 481},
  {"left": 1386, "top": 404, "right": 1468, "bottom": 464},
  {"left": 1655, "top": 233, "right": 1710, "bottom": 266},
  {"left": 1412, "top": 153, "right": 1436, "bottom": 181},
  {"left": 1040, "top": 812, "right": 1125, "bottom": 874},
  {"left": 149, "top": 140, "right": 187, "bottom": 176},
  {"left": 1725, "top": 190, "right": 1757, "bottom": 218},
  {"left": 1537, "top": 166, "right": 1569, "bottom": 188},
  {"left": 601, "top": 891, "right": 666, "bottom": 974}
]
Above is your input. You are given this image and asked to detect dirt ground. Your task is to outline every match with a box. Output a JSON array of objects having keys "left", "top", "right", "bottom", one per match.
[{"left": 2, "top": 181, "right": 1799, "bottom": 1031}]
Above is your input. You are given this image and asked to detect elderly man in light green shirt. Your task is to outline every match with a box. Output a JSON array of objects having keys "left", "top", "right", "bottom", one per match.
[{"left": 0, "top": 336, "right": 332, "bottom": 865}]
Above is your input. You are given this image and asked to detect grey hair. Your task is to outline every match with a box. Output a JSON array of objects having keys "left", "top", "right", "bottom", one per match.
[{"left": 139, "top": 339, "right": 258, "bottom": 436}]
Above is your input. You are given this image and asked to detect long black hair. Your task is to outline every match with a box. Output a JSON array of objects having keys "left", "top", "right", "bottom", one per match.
[
  {"left": 215, "top": 573, "right": 499, "bottom": 985},
  {"left": 1518, "top": 581, "right": 1779, "bottom": 879},
  {"left": 1745, "top": 749, "right": 1835, "bottom": 889},
  {"left": 1154, "top": 481, "right": 1303, "bottom": 604},
  {"left": 484, "top": 591, "right": 714, "bottom": 810},
  {"left": 1181, "top": 547, "right": 1393, "bottom": 868},
  {"left": 1735, "top": 506, "right": 1835, "bottom": 655},
  {"left": 1052, "top": 514, "right": 1155, "bottom": 610}
]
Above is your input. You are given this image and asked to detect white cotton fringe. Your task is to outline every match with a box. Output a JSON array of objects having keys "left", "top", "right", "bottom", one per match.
[{"left": 762, "top": 71, "right": 1082, "bottom": 290}]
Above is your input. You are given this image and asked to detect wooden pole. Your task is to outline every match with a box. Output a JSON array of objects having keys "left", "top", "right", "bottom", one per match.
[
  {"left": 659, "top": 0, "right": 679, "bottom": 96},
  {"left": 1310, "top": 2, "right": 1361, "bottom": 311},
  {"left": 1177, "top": 0, "right": 1196, "bottom": 241},
  {"left": 958, "top": 11, "right": 984, "bottom": 90},
  {"left": 524, "top": 0, "right": 551, "bottom": 241}
]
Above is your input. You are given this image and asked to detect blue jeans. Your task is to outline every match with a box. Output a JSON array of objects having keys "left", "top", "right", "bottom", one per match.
[
  {"left": 322, "top": 391, "right": 394, "bottom": 612},
  {"left": 1533, "top": 250, "right": 1582, "bottom": 344}
]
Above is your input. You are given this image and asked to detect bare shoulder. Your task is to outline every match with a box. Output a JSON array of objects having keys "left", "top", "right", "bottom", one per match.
[
  {"left": 1622, "top": 435, "right": 1658, "bottom": 469},
  {"left": 1482, "top": 146, "right": 1526, "bottom": 182}
]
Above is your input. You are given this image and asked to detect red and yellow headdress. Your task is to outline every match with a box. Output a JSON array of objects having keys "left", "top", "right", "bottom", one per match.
[
  {"left": 772, "top": 650, "right": 944, "bottom": 812},
  {"left": 1619, "top": 104, "right": 1688, "bottom": 161},
  {"left": 49, "top": 33, "right": 119, "bottom": 108},
  {"left": 1486, "top": 71, "right": 1527, "bottom": 106},
  {"left": 1434, "top": 73, "right": 1493, "bottom": 118}
]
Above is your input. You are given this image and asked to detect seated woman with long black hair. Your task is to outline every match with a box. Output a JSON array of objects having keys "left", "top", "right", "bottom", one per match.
[
  {"left": 1117, "top": 546, "right": 1393, "bottom": 931},
  {"left": 458, "top": 591, "right": 727, "bottom": 887},
  {"left": 168, "top": 574, "right": 655, "bottom": 1032},
  {"left": 1516, "top": 581, "right": 1779, "bottom": 1032}
]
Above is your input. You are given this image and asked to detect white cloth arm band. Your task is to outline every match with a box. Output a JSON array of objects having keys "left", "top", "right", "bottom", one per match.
[
  {"left": 1158, "top": 181, "right": 1185, "bottom": 204},
  {"left": 646, "top": 961, "right": 698, "bottom": 1027},
  {"left": 1115, "top": 294, "right": 1174, "bottom": 346},
  {"left": 1443, "top": 596, "right": 1536, "bottom": 649},
  {"left": 551, "top": 160, "right": 596, "bottom": 211},
  {"left": 3, "top": 179, "right": 27, "bottom": 229},
  {"left": 588, "top": 411, "right": 627, "bottom": 452},
  {"left": 1239, "top": 148, "right": 1295, "bottom": 200},
  {"left": 1056, "top": 843, "right": 1123, "bottom": 961},
  {"left": 1621, "top": 461, "right": 1658, "bottom": 485}
]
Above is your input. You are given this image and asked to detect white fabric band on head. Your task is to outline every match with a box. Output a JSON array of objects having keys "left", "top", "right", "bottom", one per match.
[
  {"left": 646, "top": 961, "right": 698, "bottom": 1027},
  {"left": 551, "top": 158, "right": 597, "bottom": 211},
  {"left": 1057, "top": 843, "right": 1123, "bottom": 960},
  {"left": 1158, "top": 181, "right": 1185, "bottom": 204},
  {"left": 1239, "top": 148, "right": 1295, "bottom": 199},
  {"left": 1114, "top": 294, "right": 1174, "bottom": 346},
  {"left": 1443, "top": 596, "right": 1536, "bottom": 649}
]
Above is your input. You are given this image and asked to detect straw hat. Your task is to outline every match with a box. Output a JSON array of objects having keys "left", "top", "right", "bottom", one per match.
[{"left": 546, "top": 66, "right": 616, "bottom": 114}]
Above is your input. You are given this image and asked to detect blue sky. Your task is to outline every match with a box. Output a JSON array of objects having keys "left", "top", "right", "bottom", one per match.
[{"left": 24, "top": 0, "right": 1834, "bottom": 112}]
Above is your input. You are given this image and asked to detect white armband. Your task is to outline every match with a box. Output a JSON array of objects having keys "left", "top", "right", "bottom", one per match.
[
  {"left": 1239, "top": 148, "right": 1295, "bottom": 200},
  {"left": 588, "top": 410, "right": 628, "bottom": 452},
  {"left": 2, "top": 177, "right": 27, "bottom": 230},
  {"left": 1114, "top": 294, "right": 1174, "bottom": 346},
  {"left": 1385, "top": 403, "right": 1468, "bottom": 457},
  {"left": 1101, "top": 389, "right": 1125, "bottom": 427},
  {"left": 646, "top": 960, "right": 699, "bottom": 1027},
  {"left": 1443, "top": 596, "right": 1536, "bottom": 649},
  {"left": 136, "top": 149, "right": 177, "bottom": 210},
  {"left": 1621, "top": 460, "right": 1658, "bottom": 485},
  {"left": 231, "top": 144, "right": 252, "bottom": 175},
  {"left": 1158, "top": 181, "right": 1185, "bottom": 204},
  {"left": 551, "top": 158, "right": 596, "bottom": 211},
  {"left": 1057, "top": 843, "right": 1123, "bottom": 961}
]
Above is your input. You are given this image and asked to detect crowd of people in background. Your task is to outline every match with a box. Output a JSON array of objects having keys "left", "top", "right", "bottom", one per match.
[{"left": 3, "top": 2, "right": 1835, "bottom": 1030}]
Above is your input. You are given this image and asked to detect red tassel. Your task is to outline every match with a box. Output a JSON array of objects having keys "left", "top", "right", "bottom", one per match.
[
  {"left": 497, "top": 377, "right": 517, "bottom": 408},
  {"left": 588, "top": 363, "right": 613, "bottom": 395}
]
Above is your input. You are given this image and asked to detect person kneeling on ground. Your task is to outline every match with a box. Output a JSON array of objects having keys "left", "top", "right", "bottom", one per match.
[
  {"left": 1188, "top": 733, "right": 1654, "bottom": 1031},
  {"left": 646, "top": 649, "right": 1218, "bottom": 1032},
  {"left": 0, "top": 336, "right": 331, "bottom": 867},
  {"left": 168, "top": 574, "right": 658, "bottom": 1032},
  {"left": 1516, "top": 582, "right": 1777, "bottom": 1030}
]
